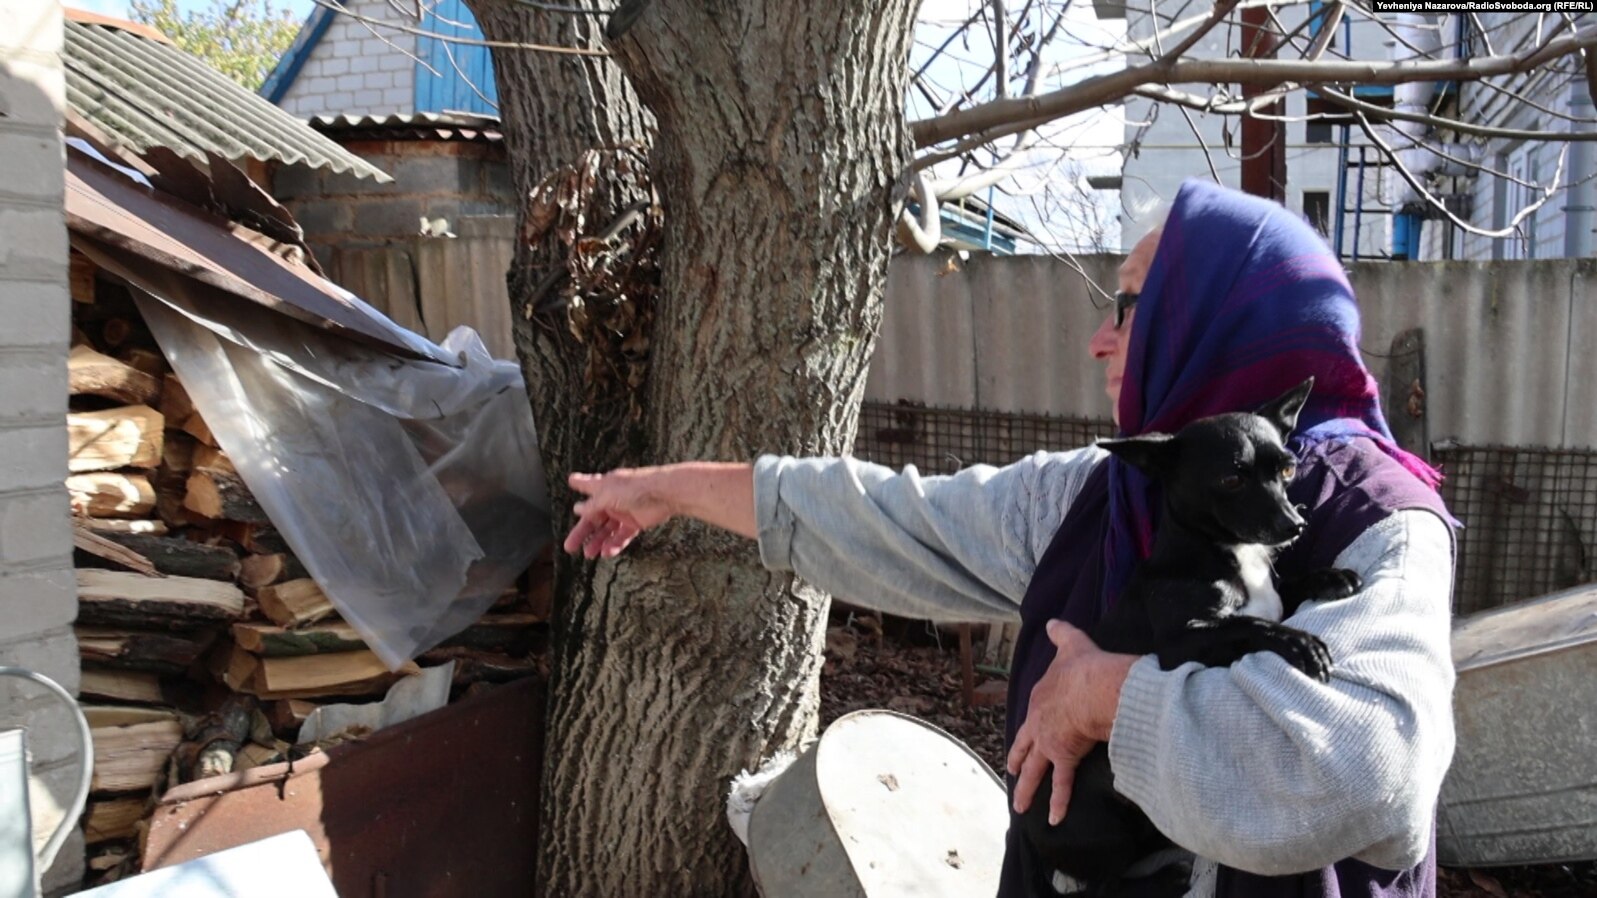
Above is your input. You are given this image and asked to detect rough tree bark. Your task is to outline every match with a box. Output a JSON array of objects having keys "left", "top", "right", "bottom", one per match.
[{"left": 468, "top": 1, "right": 922, "bottom": 895}]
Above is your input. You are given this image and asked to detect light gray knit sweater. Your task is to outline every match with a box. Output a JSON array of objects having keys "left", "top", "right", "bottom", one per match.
[{"left": 753, "top": 448, "right": 1455, "bottom": 888}]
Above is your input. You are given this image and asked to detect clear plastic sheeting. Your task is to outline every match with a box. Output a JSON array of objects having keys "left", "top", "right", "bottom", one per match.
[{"left": 86, "top": 252, "right": 549, "bottom": 670}]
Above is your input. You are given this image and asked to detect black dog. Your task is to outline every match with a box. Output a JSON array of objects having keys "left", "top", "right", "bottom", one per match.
[{"left": 1018, "top": 377, "right": 1362, "bottom": 896}]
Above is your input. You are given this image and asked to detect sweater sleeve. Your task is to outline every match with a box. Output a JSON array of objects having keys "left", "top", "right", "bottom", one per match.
[
  {"left": 753, "top": 448, "right": 1103, "bottom": 622},
  {"left": 1105, "top": 509, "right": 1456, "bottom": 875}
]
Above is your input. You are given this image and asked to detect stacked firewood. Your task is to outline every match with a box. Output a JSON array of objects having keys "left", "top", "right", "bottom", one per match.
[{"left": 65, "top": 250, "right": 552, "bottom": 882}]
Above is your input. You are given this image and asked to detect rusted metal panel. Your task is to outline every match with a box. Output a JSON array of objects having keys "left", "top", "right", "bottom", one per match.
[
  {"left": 66, "top": 153, "right": 450, "bottom": 364},
  {"left": 144, "top": 677, "right": 544, "bottom": 898},
  {"left": 1440, "top": 585, "right": 1597, "bottom": 866}
]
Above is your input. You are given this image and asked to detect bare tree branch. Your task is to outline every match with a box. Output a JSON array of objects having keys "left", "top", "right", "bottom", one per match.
[
  {"left": 311, "top": 0, "right": 609, "bottom": 54},
  {"left": 1356, "top": 110, "right": 1566, "bottom": 240},
  {"left": 911, "top": 23, "right": 1597, "bottom": 148}
]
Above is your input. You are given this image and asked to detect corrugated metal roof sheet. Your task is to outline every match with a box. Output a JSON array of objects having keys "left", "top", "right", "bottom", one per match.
[
  {"left": 309, "top": 112, "right": 503, "bottom": 144},
  {"left": 63, "top": 14, "right": 392, "bottom": 182}
]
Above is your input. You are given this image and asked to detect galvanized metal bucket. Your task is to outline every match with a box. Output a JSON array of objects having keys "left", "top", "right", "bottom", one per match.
[
  {"left": 746, "top": 709, "right": 1008, "bottom": 897},
  {"left": 1440, "top": 583, "right": 1597, "bottom": 866}
]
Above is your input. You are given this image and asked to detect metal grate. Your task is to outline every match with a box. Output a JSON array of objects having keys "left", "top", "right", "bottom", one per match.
[
  {"left": 1434, "top": 442, "right": 1597, "bottom": 616},
  {"left": 853, "top": 400, "right": 1117, "bottom": 475}
]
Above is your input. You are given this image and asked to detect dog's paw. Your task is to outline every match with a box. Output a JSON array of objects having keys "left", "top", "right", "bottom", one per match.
[
  {"left": 1291, "top": 568, "right": 1362, "bottom": 603},
  {"left": 1261, "top": 627, "right": 1334, "bottom": 683}
]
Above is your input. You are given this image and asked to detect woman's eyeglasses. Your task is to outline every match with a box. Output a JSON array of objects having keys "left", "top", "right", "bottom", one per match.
[{"left": 1114, "top": 291, "right": 1140, "bottom": 330}]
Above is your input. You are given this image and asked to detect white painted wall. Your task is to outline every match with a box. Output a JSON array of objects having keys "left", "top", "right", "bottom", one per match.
[
  {"left": 0, "top": 0, "right": 83, "bottom": 891},
  {"left": 276, "top": 0, "right": 416, "bottom": 119}
]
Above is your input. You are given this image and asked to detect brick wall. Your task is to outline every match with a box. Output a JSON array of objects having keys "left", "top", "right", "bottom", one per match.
[
  {"left": 0, "top": 0, "right": 83, "bottom": 892},
  {"left": 277, "top": 0, "right": 416, "bottom": 118}
]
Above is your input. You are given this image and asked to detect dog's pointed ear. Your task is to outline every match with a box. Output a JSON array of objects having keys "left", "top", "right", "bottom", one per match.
[
  {"left": 1255, "top": 377, "right": 1315, "bottom": 438},
  {"left": 1099, "top": 433, "right": 1178, "bottom": 477}
]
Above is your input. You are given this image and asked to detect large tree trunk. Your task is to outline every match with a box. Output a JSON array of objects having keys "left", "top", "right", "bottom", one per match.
[{"left": 470, "top": 2, "right": 919, "bottom": 895}]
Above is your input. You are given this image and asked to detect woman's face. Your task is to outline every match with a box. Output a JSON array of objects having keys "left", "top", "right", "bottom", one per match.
[{"left": 1089, "top": 228, "right": 1161, "bottom": 426}]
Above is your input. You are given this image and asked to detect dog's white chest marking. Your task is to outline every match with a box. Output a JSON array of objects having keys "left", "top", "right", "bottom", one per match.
[{"left": 1230, "top": 544, "right": 1284, "bottom": 622}]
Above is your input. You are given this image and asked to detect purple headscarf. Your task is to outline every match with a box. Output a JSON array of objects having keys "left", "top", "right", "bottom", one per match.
[
  {"left": 1103, "top": 179, "right": 1443, "bottom": 610},
  {"left": 999, "top": 180, "right": 1451, "bottom": 898}
]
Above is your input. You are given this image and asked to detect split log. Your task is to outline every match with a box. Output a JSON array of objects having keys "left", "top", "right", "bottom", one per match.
[
  {"left": 88, "top": 849, "right": 131, "bottom": 872},
  {"left": 173, "top": 695, "right": 256, "bottom": 782},
  {"left": 77, "top": 626, "right": 217, "bottom": 674},
  {"left": 101, "top": 317, "right": 136, "bottom": 349},
  {"left": 84, "top": 797, "right": 146, "bottom": 844},
  {"left": 231, "top": 620, "right": 364, "bottom": 657},
  {"left": 79, "top": 667, "right": 165, "bottom": 704},
  {"left": 183, "top": 468, "right": 267, "bottom": 523},
  {"left": 119, "top": 348, "right": 167, "bottom": 378},
  {"left": 153, "top": 468, "right": 195, "bottom": 529},
  {"left": 238, "top": 552, "right": 307, "bottom": 589},
  {"left": 439, "top": 613, "right": 545, "bottom": 654},
  {"left": 240, "top": 525, "right": 291, "bottom": 556},
  {"left": 87, "top": 706, "right": 183, "bottom": 793},
  {"left": 158, "top": 374, "right": 193, "bottom": 425},
  {"left": 70, "top": 250, "right": 97, "bottom": 304},
  {"left": 265, "top": 699, "right": 317, "bottom": 736},
  {"left": 87, "top": 531, "right": 241, "bottom": 581},
  {"left": 181, "top": 412, "right": 217, "bottom": 448},
  {"left": 67, "top": 472, "right": 156, "bottom": 518},
  {"left": 72, "top": 520, "right": 160, "bottom": 576},
  {"left": 79, "top": 517, "right": 167, "bottom": 536},
  {"left": 160, "top": 431, "right": 195, "bottom": 474},
  {"left": 216, "top": 644, "right": 417, "bottom": 700},
  {"left": 68, "top": 405, "right": 164, "bottom": 472},
  {"left": 255, "top": 578, "right": 334, "bottom": 627},
  {"left": 68, "top": 346, "right": 158, "bottom": 405},
  {"left": 77, "top": 569, "right": 245, "bottom": 626},
  {"left": 420, "top": 646, "right": 544, "bottom": 688},
  {"left": 192, "top": 444, "right": 235, "bottom": 475}
]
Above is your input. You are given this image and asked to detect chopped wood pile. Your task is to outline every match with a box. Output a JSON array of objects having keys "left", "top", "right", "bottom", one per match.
[{"left": 67, "top": 250, "right": 553, "bottom": 885}]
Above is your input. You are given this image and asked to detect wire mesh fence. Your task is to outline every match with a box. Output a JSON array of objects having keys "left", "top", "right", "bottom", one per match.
[
  {"left": 853, "top": 402, "right": 1597, "bottom": 617},
  {"left": 853, "top": 401, "right": 1118, "bottom": 476},
  {"left": 1434, "top": 441, "right": 1597, "bottom": 616}
]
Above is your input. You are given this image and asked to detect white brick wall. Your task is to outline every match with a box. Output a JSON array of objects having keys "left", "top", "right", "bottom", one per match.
[
  {"left": 0, "top": 0, "right": 83, "bottom": 891},
  {"left": 277, "top": 0, "right": 418, "bottom": 118}
]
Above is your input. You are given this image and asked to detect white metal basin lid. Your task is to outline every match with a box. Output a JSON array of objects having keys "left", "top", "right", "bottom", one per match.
[
  {"left": 817, "top": 709, "right": 1008, "bottom": 896},
  {"left": 1452, "top": 582, "right": 1597, "bottom": 671}
]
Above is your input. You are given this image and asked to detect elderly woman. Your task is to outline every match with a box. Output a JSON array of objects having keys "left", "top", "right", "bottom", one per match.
[{"left": 563, "top": 180, "right": 1457, "bottom": 898}]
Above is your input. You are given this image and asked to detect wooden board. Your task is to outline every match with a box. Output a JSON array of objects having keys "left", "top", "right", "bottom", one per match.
[
  {"left": 68, "top": 345, "right": 159, "bottom": 405},
  {"left": 77, "top": 569, "right": 245, "bottom": 624},
  {"left": 67, "top": 472, "right": 156, "bottom": 518},
  {"left": 69, "top": 404, "right": 164, "bottom": 472}
]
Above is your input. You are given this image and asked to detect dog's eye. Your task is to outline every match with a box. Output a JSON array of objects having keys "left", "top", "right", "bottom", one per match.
[
  {"left": 1282, "top": 464, "right": 1297, "bottom": 480},
  {"left": 1219, "top": 474, "right": 1244, "bottom": 491}
]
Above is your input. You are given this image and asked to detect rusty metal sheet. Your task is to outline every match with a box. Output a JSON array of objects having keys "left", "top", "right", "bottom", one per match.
[
  {"left": 144, "top": 677, "right": 544, "bottom": 898},
  {"left": 64, "top": 151, "right": 449, "bottom": 364}
]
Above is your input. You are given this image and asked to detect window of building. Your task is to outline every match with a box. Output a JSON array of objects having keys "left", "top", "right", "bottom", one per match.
[{"left": 1303, "top": 190, "right": 1332, "bottom": 238}]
